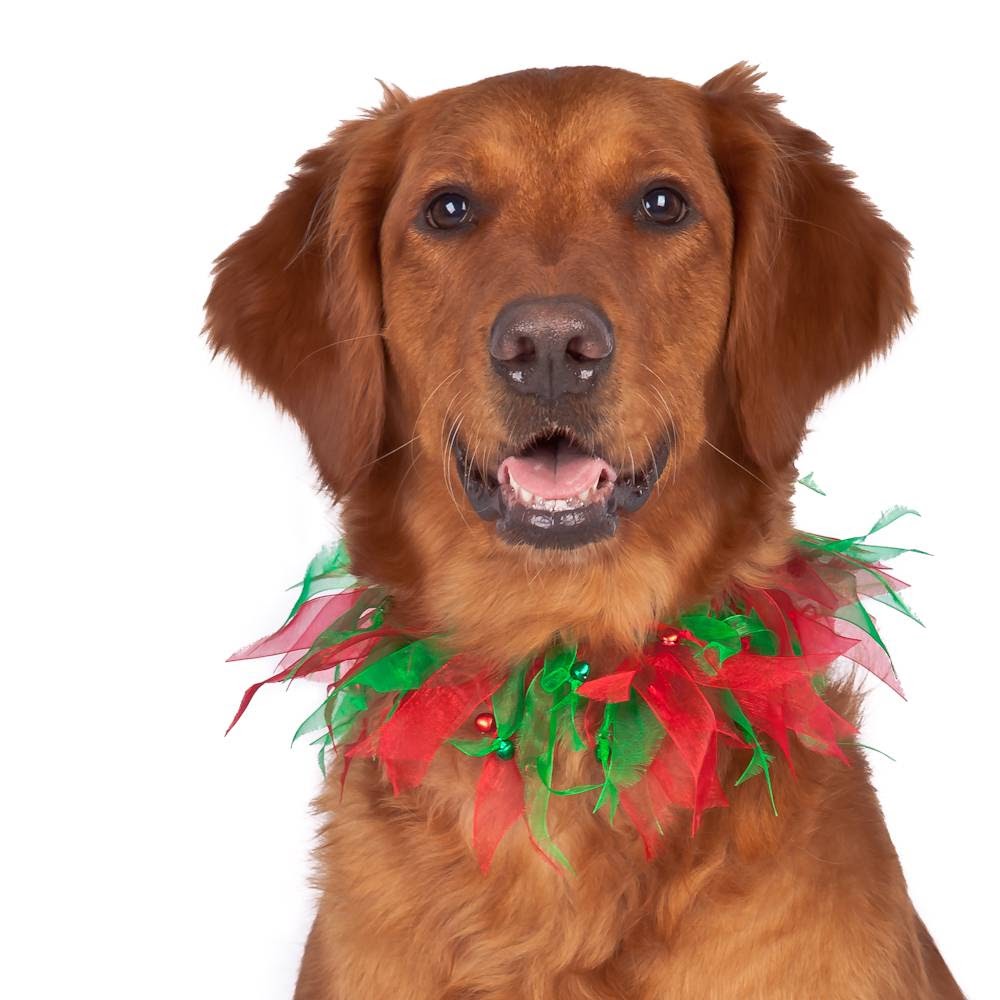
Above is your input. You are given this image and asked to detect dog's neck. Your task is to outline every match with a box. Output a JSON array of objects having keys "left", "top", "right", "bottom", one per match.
[{"left": 339, "top": 448, "right": 797, "bottom": 665}]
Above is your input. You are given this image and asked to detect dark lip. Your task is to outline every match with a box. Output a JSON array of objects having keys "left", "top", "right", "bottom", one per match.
[{"left": 452, "top": 433, "right": 671, "bottom": 550}]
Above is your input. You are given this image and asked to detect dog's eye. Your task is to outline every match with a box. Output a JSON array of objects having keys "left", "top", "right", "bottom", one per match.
[
  {"left": 640, "top": 187, "right": 688, "bottom": 226},
  {"left": 425, "top": 192, "right": 472, "bottom": 230}
]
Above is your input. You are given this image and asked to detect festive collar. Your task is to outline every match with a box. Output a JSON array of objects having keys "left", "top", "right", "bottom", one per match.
[{"left": 227, "top": 506, "right": 922, "bottom": 873}]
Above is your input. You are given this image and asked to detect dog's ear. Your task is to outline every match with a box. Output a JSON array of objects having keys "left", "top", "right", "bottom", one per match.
[
  {"left": 205, "top": 88, "right": 409, "bottom": 497},
  {"left": 702, "top": 64, "right": 913, "bottom": 473}
]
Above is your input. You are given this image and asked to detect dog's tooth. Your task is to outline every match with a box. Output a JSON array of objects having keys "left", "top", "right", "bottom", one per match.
[{"left": 518, "top": 486, "right": 535, "bottom": 506}]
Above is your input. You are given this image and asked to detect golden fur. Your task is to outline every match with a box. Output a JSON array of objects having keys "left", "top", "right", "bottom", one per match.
[{"left": 207, "top": 65, "right": 962, "bottom": 998}]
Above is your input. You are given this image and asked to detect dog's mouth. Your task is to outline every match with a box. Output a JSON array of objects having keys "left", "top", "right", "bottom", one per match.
[{"left": 453, "top": 430, "right": 670, "bottom": 549}]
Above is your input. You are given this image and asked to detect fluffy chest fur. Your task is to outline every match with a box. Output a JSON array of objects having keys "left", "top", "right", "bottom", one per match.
[{"left": 300, "top": 730, "right": 949, "bottom": 1000}]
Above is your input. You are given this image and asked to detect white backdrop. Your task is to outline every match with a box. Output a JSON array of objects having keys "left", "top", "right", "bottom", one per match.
[{"left": 3, "top": 2, "right": 996, "bottom": 997}]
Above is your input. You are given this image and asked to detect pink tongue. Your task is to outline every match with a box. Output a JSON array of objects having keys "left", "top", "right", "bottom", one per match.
[{"left": 499, "top": 440, "right": 615, "bottom": 500}]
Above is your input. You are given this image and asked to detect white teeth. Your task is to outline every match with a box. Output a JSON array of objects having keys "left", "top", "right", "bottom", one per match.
[{"left": 505, "top": 471, "right": 605, "bottom": 511}]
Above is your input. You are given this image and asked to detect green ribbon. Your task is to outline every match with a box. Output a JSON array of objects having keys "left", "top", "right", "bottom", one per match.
[
  {"left": 592, "top": 693, "right": 664, "bottom": 821},
  {"left": 285, "top": 541, "right": 356, "bottom": 622},
  {"left": 680, "top": 609, "right": 777, "bottom": 672},
  {"left": 721, "top": 690, "right": 777, "bottom": 813},
  {"left": 797, "top": 471, "right": 827, "bottom": 495}
]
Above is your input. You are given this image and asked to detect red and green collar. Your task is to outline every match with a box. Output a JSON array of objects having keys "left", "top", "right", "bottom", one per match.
[{"left": 227, "top": 507, "right": 921, "bottom": 872}]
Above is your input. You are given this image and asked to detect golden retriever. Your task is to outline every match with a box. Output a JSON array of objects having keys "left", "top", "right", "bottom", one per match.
[{"left": 207, "top": 64, "right": 963, "bottom": 999}]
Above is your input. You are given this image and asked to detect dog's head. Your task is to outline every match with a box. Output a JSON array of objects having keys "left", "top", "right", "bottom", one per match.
[{"left": 206, "top": 66, "right": 911, "bottom": 659}]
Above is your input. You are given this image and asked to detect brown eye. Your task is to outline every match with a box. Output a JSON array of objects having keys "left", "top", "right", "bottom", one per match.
[
  {"left": 640, "top": 187, "right": 688, "bottom": 226},
  {"left": 425, "top": 192, "right": 472, "bottom": 230}
]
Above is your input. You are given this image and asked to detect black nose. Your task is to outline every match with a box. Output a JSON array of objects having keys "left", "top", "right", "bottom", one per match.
[{"left": 489, "top": 296, "right": 614, "bottom": 401}]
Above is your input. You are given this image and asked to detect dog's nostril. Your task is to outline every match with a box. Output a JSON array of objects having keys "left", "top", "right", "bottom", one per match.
[
  {"left": 489, "top": 296, "right": 614, "bottom": 401},
  {"left": 512, "top": 336, "right": 535, "bottom": 363},
  {"left": 489, "top": 331, "right": 536, "bottom": 363},
  {"left": 566, "top": 333, "right": 611, "bottom": 363},
  {"left": 566, "top": 336, "right": 588, "bottom": 363}
]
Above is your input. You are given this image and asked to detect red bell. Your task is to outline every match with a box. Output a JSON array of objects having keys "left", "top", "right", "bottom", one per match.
[{"left": 474, "top": 712, "right": 496, "bottom": 734}]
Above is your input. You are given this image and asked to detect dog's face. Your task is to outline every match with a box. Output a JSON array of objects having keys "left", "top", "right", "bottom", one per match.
[
  {"left": 207, "top": 66, "right": 911, "bottom": 658},
  {"left": 378, "top": 71, "right": 732, "bottom": 554}
]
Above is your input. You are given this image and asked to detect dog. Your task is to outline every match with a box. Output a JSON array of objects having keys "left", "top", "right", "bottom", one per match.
[{"left": 207, "top": 64, "right": 963, "bottom": 999}]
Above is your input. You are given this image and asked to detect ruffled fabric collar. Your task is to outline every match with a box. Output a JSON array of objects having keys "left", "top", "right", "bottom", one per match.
[{"left": 227, "top": 507, "right": 921, "bottom": 872}]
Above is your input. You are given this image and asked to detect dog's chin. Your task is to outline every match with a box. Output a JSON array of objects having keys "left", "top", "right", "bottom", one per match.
[{"left": 452, "top": 430, "right": 670, "bottom": 551}]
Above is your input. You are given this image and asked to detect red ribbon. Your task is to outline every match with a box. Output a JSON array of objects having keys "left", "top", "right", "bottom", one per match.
[
  {"left": 225, "top": 626, "right": 399, "bottom": 734},
  {"left": 473, "top": 755, "right": 525, "bottom": 873},
  {"left": 227, "top": 588, "right": 365, "bottom": 670},
  {"left": 576, "top": 669, "right": 637, "bottom": 702},
  {"left": 376, "top": 658, "right": 502, "bottom": 793}
]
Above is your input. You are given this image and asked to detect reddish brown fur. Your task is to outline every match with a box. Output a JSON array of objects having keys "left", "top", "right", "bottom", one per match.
[{"left": 207, "top": 65, "right": 962, "bottom": 998}]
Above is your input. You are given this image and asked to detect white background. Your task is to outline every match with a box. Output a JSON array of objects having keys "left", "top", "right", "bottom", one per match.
[{"left": 2, "top": 1, "right": 996, "bottom": 997}]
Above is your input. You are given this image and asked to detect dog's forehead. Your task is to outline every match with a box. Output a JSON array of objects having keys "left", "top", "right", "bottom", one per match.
[{"left": 401, "top": 69, "right": 713, "bottom": 191}]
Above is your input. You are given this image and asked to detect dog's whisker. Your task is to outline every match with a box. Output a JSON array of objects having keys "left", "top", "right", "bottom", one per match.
[
  {"left": 474, "top": 434, "right": 489, "bottom": 489},
  {"left": 473, "top": 430, "right": 496, "bottom": 506},
  {"left": 635, "top": 381, "right": 677, "bottom": 496},
  {"left": 702, "top": 438, "right": 772, "bottom": 491},
  {"left": 409, "top": 367, "right": 464, "bottom": 444},
  {"left": 355, "top": 434, "right": 421, "bottom": 473},
  {"left": 393, "top": 379, "right": 471, "bottom": 520},
  {"left": 639, "top": 367, "right": 687, "bottom": 492},
  {"left": 285, "top": 187, "right": 335, "bottom": 270},
  {"left": 641, "top": 430, "right": 661, "bottom": 499},
  {"left": 282, "top": 334, "right": 386, "bottom": 384},
  {"left": 439, "top": 394, "right": 472, "bottom": 528},
  {"left": 435, "top": 393, "right": 461, "bottom": 484},
  {"left": 463, "top": 415, "right": 485, "bottom": 489},
  {"left": 639, "top": 364, "right": 681, "bottom": 441},
  {"left": 778, "top": 214, "right": 861, "bottom": 249},
  {"left": 390, "top": 450, "right": 422, "bottom": 519},
  {"left": 443, "top": 420, "right": 469, "bottom": 526}
]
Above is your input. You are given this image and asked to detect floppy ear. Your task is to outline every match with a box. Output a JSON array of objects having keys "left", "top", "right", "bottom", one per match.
[
  {"left": 205, "top": 88, "right": 408, "bottom": 497},
  {"left": 702, "top": 64, "right": 914, "bottom": 473}
]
